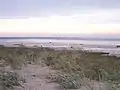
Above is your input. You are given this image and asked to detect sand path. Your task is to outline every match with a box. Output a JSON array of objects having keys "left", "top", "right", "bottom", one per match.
[{"left": 14, "top": 64, "right": 61, "bottom": 90}]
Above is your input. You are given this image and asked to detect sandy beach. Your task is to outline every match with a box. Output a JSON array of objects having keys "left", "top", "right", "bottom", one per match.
[{"left": 1, "top": 39, "right": 120, "bottom": 57}]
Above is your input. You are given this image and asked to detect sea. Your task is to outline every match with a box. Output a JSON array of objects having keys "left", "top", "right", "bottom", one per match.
[{"left": 0, "top": 38, "right": 120, "bottom": 56}]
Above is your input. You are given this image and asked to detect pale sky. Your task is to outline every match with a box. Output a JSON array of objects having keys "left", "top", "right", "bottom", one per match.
[{"left": 0, "top": 0, "right": 120, "bottom": 36}]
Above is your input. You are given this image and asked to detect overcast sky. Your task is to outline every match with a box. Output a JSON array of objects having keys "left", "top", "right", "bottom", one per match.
[{"left": 0, "top": 0, "right": 120, "bottom": 36}]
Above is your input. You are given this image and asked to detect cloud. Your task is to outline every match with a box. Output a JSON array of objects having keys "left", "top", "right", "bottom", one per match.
[
  {"left": 0, "top": 7, "right": 120, "bottom": 35},
  {"left": 0, "top": 0, "right": 120, "bottom": 17}
]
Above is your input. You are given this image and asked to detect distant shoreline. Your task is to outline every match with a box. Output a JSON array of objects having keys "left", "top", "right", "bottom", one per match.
[{"left": 0, "top": 41, "right": 120, "bottom": 57}]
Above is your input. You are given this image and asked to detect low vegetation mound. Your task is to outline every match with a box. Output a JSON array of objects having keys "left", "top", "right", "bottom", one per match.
[{"left": 0, "top": 46, "right": 120, "bottom": 89}]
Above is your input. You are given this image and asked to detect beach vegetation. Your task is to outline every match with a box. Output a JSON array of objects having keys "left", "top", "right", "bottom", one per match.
[{"left": 0, "top": 46, "right": 120, "bottom": 89}]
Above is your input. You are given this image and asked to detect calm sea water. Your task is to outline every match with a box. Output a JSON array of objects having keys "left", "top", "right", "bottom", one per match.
[
  {"left": 0, "top": 39, "right": 119, "bottom": 45},
  {"left": 0, "top": 39, "right": 120, "bottom": 46}
]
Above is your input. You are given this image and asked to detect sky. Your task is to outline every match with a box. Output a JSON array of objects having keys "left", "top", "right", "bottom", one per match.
[{"left": 0, "top": 0, "right": 120, "bottom": 36}]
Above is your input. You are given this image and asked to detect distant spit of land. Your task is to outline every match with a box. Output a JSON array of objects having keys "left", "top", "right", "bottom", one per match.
[{"left": 0, "top": 37, "right": 120, "bottom": 41}]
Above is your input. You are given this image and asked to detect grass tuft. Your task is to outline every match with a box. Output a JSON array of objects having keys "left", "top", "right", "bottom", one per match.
[{"left": 0, "top": 70, "right": 25, "bottom": 90}]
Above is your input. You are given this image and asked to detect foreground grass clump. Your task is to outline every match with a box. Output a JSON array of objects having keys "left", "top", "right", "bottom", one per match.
[
  {"left": 47, "top": 71, "right": 84, "bottom": 89},
  {"left": 0, "top": 71, "right": 24, "bottom": 90},
  {"left": 40, "top": 50, "right": 120, "bottom": 89}
]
